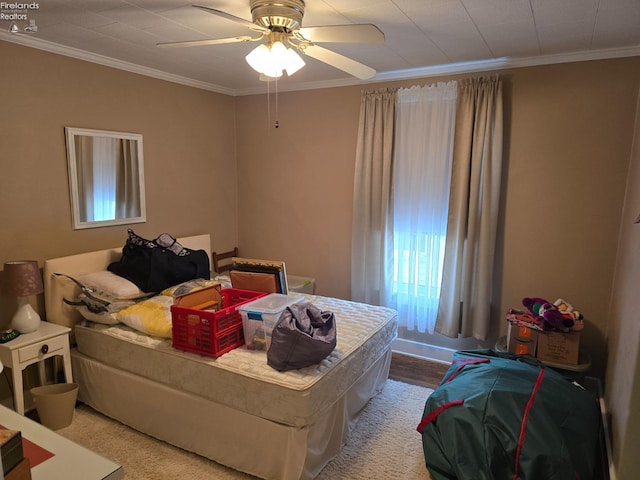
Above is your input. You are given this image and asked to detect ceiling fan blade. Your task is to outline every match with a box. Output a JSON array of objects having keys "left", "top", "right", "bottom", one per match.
[
  {"left": 192, "top": 4, "right": 268, "bottom": 33},
  {"left": 298, "top": 24, "right": 384, "bottom": 44},
  {"left": 157, "top": 35, "right": 257, "bottom": 48},
  {"left": 302, "top": 44, "right": 376, "bottom": 80}
]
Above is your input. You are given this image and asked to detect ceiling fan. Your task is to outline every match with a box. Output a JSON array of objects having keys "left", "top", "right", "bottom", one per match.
[{"left": 157, "top": 1, "right": 385, "bottom": 80}]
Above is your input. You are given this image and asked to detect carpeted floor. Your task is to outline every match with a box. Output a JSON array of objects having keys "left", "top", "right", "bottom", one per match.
[{"left": 57, "top": 379, "right": 433, "bottom": 479}]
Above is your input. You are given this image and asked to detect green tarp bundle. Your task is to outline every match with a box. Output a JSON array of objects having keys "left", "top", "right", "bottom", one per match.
[{"left": 417, "top": 350, "right": 600, "bottom": 480}]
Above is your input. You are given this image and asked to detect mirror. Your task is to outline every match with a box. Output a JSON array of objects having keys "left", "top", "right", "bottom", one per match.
[{"left": 65, "top": 127, "right": 146, "bottom": 230}]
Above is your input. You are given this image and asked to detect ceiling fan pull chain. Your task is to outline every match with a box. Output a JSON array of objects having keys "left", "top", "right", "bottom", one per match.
[
  {"left": 275, "top": 77, "right": 279, "bottom": 129},
  {"left": 267, "top": 77, "right": 271, "bottom": 130}
]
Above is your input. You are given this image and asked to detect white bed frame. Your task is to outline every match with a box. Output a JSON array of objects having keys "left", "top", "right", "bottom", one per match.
[{"left": 43, "top": 235, "right": 392, "bottom": 480}]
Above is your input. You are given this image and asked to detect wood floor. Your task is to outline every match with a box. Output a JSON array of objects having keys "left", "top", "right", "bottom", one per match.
[{"left": 388, "top": 352, "right": 450, "bottom": 389}]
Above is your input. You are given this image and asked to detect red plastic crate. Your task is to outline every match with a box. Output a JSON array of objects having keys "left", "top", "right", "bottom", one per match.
[{"left": 171, "top": 288, "right": 266, "bottom": 357}]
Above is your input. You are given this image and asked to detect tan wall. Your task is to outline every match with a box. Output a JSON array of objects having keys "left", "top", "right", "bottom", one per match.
[
  {"left": 0, "top": 41, "right": 239, "bottom": 329},
  {"left": 606, "top": 87, "right": 640, "bottom": 479},
  {"left": 235, "top": 86, "right": 363, "bottom": 299},
  {"left": 236, "top": 60, "right": 639, "bottom": 473},
  {"left": 500, "top": 60, "right": 640, "bottom": 377},
  {"left": 1, "top": 41, "right": 639, "bottom": 472},
  {"left": 236, "top": 58, "right": 640, "bottom": 378}
]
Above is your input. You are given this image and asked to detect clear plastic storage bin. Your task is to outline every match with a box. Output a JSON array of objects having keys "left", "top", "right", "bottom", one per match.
[{"left": 239, "top": 294, "right": 305, "bottom": 350}]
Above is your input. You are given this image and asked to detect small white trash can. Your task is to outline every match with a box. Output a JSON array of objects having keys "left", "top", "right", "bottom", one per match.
[{"left": 30, "top": 383, "right": 79, "bottom": 430}]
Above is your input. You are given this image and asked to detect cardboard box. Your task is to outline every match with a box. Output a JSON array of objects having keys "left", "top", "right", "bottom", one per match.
[
  {"left": 5, "top": 458, "right": 31, "bottom": 480},
  {"left": 174, "top": 284, "right": 222, "bottom": 311},
  {"left": 537, "top": 331, "right": 581, "bottom": 365},
  {"left": 507, "top": 322, "right": 538, "bottom": 357}
]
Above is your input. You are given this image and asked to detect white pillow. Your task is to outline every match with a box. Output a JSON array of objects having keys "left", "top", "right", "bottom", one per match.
[
  {"left": 77, "top": 306, "right": 120, "bottom": 325},
  {"left": 78, "top": 271, "right": 145, "bottom": 300},
  {"left": 116, "top": 295, "right": 174, "bottom": 338}
]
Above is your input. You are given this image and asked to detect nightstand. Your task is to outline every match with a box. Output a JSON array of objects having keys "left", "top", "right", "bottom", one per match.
[{"left": 0, "top": 322, "right": 73, "bottom": 415}]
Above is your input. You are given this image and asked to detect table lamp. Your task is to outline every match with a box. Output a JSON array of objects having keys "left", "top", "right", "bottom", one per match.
[{"left": 4, "top": 260, "right": 43, "bottom": 333}]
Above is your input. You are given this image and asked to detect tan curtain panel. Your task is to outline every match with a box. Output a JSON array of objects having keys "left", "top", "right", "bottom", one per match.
[
  {"left": 115, "top": 138, "right": 141, "bottom": 219},
  {"left": 436, "top": 75, "right": 504, "bottom": 340},
  {"left": 74, "top": 135, "right": 94, "bottom": 222},
  {"left": 351, "top": 88, "right": 397, "bottom": 305}
]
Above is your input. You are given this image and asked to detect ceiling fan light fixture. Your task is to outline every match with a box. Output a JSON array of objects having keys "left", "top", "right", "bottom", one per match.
[
  {"left": 269, "top": 41, "right": 288, "bottom": 64},
  {"left": 285, "top": 47, "right": 305, "bottom": 76},
  {"left": 161, "top": 3, "right": 381, "bottom": 81},
  {"left": 245, "top": 40, "right": 305, "bottom": 78},
  {"left": 246, "top": 43, "right": 271, "bottom": 72},
  {"left": 246, "top": 44, "right": 283, "bottom": 77}
]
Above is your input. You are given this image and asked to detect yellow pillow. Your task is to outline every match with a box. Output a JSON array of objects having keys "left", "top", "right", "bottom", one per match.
[{"left": 116, "top": 295, "right": 173, "bottom": 338}]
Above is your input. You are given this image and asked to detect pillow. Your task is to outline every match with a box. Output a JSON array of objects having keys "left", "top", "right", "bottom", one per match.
[
  {"left": 53, "top": 273, "right": 142, "bottom": 322},
  {"left": 116, "top": 295, "right": 174, "bottom": 338},
  {"left": 76, "top": 306, "right": 120, "bottom": 325},
  {"left": 74, "top": 293, "right": 140, "bottom": 324},
  {"left": 78, "top": 270, "right": 146, "bottom": 300}
]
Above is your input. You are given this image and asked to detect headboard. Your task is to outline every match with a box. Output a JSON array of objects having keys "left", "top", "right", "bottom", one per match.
[{"left": 43, "top": 234, "right": 211, "bottom": 330}]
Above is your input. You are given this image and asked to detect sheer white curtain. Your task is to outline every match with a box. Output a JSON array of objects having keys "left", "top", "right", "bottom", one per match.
[
  {"left": 92, "top": 136, "right": 117, "bottom": 221},
  {"left": 384, "top": 82, "right": 458, "bottom": 334},
  {"left": 351, "top": 88, "right": 397, "bottom": 305}
]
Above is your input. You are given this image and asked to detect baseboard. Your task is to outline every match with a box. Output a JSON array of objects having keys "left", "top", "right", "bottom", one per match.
[{"left": 392, "top": 338, "right": 454, "bottom": 364}]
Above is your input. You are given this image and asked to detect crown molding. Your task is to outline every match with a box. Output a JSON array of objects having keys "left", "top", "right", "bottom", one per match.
[
  {"left": 371, "top": 45, "right": 640, "bottom": 82},
  {"left": 235, "top": 44, "right": 640, "bottom": 95},
  {"left": 2, "top": 31, "right": 638, "bottom": 97},
  {"left": 0, "top": 32, "right": 236, "bottom": 96}
]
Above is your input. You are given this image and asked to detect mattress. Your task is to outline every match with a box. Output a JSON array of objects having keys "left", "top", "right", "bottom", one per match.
[{"left": 75, "top": 292, "right": 397, "bottom": 428}]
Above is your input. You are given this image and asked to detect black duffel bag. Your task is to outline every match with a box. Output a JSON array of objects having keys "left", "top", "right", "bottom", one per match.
[
  {"left": 267, "top": 302, "right": 337, "bottom": 371},
  {"left": 108, "top": 229, "right": 210, "bottom": 293}
]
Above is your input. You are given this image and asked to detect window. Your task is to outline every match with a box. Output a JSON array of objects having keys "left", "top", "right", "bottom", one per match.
[
  {"left": 354, "top": 77, "right": 502, "bottom": 341},
  {"left": 91, "top": 136, "right": 117, "bottom": 221},
  {"left": 386, "top": 82, "right": 457, "bottom": 334}
]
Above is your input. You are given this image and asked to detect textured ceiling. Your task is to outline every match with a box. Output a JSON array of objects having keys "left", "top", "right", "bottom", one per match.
[{"left": 1, "top": 0, "right": 639, "bottom": 95}]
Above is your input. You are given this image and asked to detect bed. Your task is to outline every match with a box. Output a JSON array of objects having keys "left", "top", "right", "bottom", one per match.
[{"left": 42, "top": 234, "right": 398, "bottom": 480}]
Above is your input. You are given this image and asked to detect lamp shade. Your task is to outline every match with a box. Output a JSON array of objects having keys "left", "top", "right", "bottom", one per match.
[
  {"left": 246, "top": 41, "right": 305, "bottom": 78},
  {"left": 5, "top": 261, "right": 43, "bottom": 333},
  {"left": 285, "top": 47, "right": 305, "bottom": 76},
  {"left": 5, "top": 260, "right": 43, "bottom": 297}
]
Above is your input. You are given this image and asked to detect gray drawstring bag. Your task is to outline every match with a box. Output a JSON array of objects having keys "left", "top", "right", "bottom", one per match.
[{"left": 267, "top": 302, "right": 337, "bottom": 371}]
